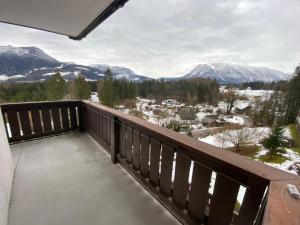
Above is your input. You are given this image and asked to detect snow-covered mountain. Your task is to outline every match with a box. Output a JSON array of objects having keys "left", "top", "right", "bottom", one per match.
[
  {"left": 0, "top": 45, "right": 60, "bottom": 76},
  {"left": 183, "top": 63, "right": 289, "bottom": 84},
  {"left": 0, "top": 46, "right": 151, "bottom": 82},
  {"left": 0, "top": 46, "right": 290, "bottom": 84},
  {"left": 89, "top": 64, "right": 150, "bottom": 82}
]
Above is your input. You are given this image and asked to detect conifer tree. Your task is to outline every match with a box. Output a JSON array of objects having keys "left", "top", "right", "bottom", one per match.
[
  {"left": 282, "top": 66, "right": 300, "bottom": 124},
  {"left": 98, "top": 69, "right": 117, "bottom": 107},
  {"left": 74, "top": 75, "right": 91, "bottom": 99},
  {"left": 263, "top": 124, "right": 284, "bottom": 158},
  {"left": 45, "top": 72, "right": 67, "bottom": 100}
]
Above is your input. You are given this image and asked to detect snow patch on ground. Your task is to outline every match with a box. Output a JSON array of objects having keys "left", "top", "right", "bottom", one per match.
[
  {"left": 258, "top": 149, "right": 300, "bottom": 175},
  {"left": 199, "top": 127, "right": 271, "bottom": 148},
  {"left": 223, "top": 115, "right": 244, "bottom": 125}
]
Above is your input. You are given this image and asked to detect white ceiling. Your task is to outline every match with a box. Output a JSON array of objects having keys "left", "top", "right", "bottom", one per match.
[{"left": 0, "top": 0, "right": 116, "bottom": 39}]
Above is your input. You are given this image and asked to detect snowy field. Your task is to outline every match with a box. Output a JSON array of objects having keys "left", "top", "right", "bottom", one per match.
[
  {"left": 199, "top": 127, "right": 270, "bottom": 148},
  {"left": 199, "top": 126, "right": 300, "bottom": 175}
]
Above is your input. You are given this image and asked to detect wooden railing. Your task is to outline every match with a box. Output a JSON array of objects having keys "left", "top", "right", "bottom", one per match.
[
  {"left": 0, "top": 101, "right": 81, "bottom": 142},
  {"left": 1, "top": 100, "right": 299, "bottom": 225},
  {"left": 81, "top": 101, "right": 300, "bottom": 225}
]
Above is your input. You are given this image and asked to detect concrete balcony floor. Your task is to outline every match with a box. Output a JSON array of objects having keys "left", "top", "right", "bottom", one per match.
[{"left": 8, "top": 133, "right": 180, "bottom": 225}]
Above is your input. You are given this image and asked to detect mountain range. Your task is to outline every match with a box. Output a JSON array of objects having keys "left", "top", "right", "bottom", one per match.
[{"left": 0, "top": 45, "right": 290, "bottom": 84}]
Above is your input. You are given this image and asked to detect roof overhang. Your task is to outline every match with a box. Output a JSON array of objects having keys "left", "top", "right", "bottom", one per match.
[{"left": 0, "top": 0, "right": 129, "bottom": 40}]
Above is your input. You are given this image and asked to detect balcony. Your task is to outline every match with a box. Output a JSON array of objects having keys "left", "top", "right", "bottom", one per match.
[{"left": 0, "top": 100, "right": 299, "bottom": 225}]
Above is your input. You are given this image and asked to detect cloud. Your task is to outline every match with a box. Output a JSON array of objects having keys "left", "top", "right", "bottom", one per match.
[{"left": 0, "top": 0, "right": 300, "bottom": 77}]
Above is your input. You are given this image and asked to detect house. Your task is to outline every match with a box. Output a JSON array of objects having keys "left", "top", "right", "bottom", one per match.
[
  {"left": 162, "top": 99, "right": 177, "bottom": 106},
  {"left": 202, "top": 114, "right": 220, "bottom": 127},
  {"left": 234, "top": 101, "right": 252, "bottom": 114}
]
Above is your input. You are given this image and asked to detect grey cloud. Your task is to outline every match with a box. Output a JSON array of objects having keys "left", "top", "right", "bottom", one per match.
[{"left": 0, "top": 0, "right": 300, "bottom": 77}]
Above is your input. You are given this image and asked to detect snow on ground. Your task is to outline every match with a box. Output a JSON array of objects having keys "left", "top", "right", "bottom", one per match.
[
  {"left": 283, "top": 127, "right": 292, "bottom": 139},
  {"left": 196, "top": 112, "right": 210, "bottom": 121},
  {"left": 236, "top": 89, "right": 274, "bottom": 97},
  {"left": 199, "top": 127, "right": 271, "bottom": 148},
  {"left": 0, "top": 75, "right": 25, "bottom": 80},
  {"left": 0, "top": 75, "right": 9, "bottom": 81},
  {"left": 256, "top": 148, "right": 300, "bottom": 175},
  {"left": 90, "top": 92, "right": 99, "bottom": 103},
  {"left": 223, "top": 115, "right": 244, "bottom": 125}
]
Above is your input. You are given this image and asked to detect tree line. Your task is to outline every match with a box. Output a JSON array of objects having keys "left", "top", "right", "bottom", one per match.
[
  {"left": 0, "top": 72, "right": 91, "bottom": 103},
  {"left": 0, "top": 69, "right": 219, "bottom": 107}
]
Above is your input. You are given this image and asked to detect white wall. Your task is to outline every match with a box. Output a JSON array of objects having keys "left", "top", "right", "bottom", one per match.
[{"left": 0, "top": 108, "right": 14, "bottom": 225}]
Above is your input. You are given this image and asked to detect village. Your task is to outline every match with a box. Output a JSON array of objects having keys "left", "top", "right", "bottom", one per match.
[{"left": 92, "top": 86, "right": 300, "bottom": 175}]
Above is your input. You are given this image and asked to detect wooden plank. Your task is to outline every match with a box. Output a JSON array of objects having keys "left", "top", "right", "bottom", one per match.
[
  {"left": 173, "top": 152, "right": 191, "bottom": 209},
  {"left": 69, "top": 106, "right": 77, "bottom": 129},
  {"left": 51, "top": 107, "right": 61, "bottom": 131},
  {"left": 188, "top": 161, "right": 212, "bottom": 221},
  {"left": 119, "top": 124, "right": 126, "bottom": 158},
  {"left": 60, "top": 106, "right": 69, "bottom": 130},
  {"left": 235, "top": 181, "right": 266, "bottom": 225},
  {"left": 18, "top": 109, "right": 32, "bottom": 136},
  {"left": 99, "top": 112, "right": 103, "bottom": 140},
  {"left": 31, "top": 108, "right": 42, "bottom": 134},
  {"left": 103, "top": 114, "right": 107, "bottom": 143},
  {"left": 41, "top": 107, "right": 52, "bottom": 132},
  {"left": 208, "top": 174, "right": 239, "bottom": 225},
  {"left": 132, "top": 129, "right": 141, "bottom": 170},
  {"left": 95, "top": 112, "right": 100, "bottom": 138},
  {"left": 125, "top": 126, "right": 133, "bottom": 163},
  {"left": 159, "top": 145, "right": 174, "bottom": 196},
  {"left": 149, "top": 138, "right": 161, "bottom": 186},
  {"left": 107, "top": 116, "right": 111, "bottom": 146},
  {"left": 6, "top": 109, "right": 21, "bottom": 138},
  {"left": 140, "top": 133, "right": 150, "bottom": 177}
]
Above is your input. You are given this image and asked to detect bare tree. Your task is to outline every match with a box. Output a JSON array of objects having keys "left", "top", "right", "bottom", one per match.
[
  {"left": 223, "top": 91, "right": 239, "bottom": 114},
  {"left": 219, "top": 127, "right": 263, "bottom": 151}
]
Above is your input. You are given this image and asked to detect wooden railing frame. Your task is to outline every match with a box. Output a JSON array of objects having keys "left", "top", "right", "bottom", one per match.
[
  {"left": 0, "top": 101, "right": 81, "bottom": 143},
  {"left": 1, "top": 100, "right": 299, "bottom": 225}
]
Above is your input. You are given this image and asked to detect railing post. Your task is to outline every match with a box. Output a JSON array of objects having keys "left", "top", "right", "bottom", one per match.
[{"left": 111, "top": 116, "right": 119, "bottom": 164}]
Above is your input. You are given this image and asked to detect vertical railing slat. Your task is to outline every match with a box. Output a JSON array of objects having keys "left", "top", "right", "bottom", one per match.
[
  {"left": 132, "top": 129, "right": 141, "bottom": 170},
  {"left": 19, "top": 109, "right": 32, "bottom": 136},
  {"left": 125, "top": 126, "right": 133, "bottom": 163},
  {"left": 41, "top": 107, "right": 52, "bottom": 132},
  {"left": 99, "top": 112, "right": 103, "bottom": 140},
  {"left": 107, "top": 115, "right": 111, "bottom": 146},
  {"left": 119, "top": 124, "right": 126, "bottom": 158},
  {"left": 159, "top": 145, "right": 174, "bottom": 196},
  {"left": 52, "top": 107, "right": 61, "bottom": 131},
  {"left": 235, "top": 181, "right": 266, "bottom": 225},
  {"left": 69, "top": 105, "right": 77, "bottom": 129},
  {"left": 6, "top": 109, "right": 21, "bottom": 139},
  {"left": 140, "top": 133, "right": 150, "bottom": 177},
  {"left": 188, "top": 161, "right": 212, "bottom": 221},
  {"left": 60, "top": 106, "right": 69, "bottom": 130},
  {"left": 173, "top": 152, "right": 191, "bottom": 209},
  {"left": 31, "top": 108, "right": 43, "bottom": 134},
  {"left": 149, "top": 138, "right": 161, "bottom": 186},
  {"left": 208, "top": 174, "right": 239, "bottom": 225}
]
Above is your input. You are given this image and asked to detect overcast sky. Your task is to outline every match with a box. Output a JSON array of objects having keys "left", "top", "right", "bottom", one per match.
[{"left": 1, "top": 0, "right": 300, "bottom": 77}]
